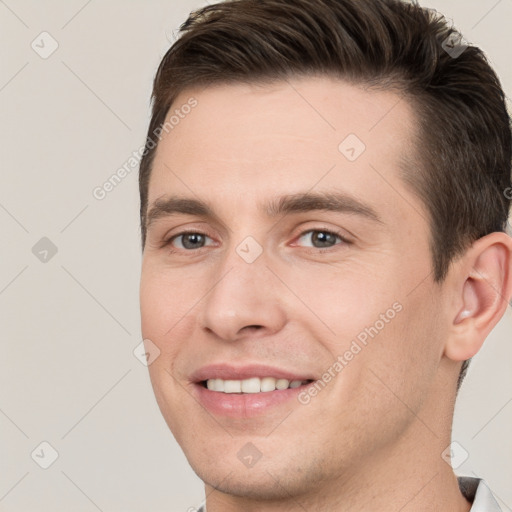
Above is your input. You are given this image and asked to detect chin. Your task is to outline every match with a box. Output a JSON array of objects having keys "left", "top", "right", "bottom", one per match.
[
  {"left": 185, "top": 440, "right": 335, "bottom": 503},
  {"left": 193, "top": 462, "right": 307, "bottom": 501}
]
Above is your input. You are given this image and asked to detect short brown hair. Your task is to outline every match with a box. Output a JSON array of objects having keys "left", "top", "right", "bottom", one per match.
[{"left": 138, "top": 0, "right": 511, "bottom": 387}]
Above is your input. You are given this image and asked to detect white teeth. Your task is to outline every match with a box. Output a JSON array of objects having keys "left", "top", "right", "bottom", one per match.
[
  {"left": 260, "top": 377, "right": 277, "bottom": 392},
  {"left": 223, "top": 380, "right": 242, "bottom": 393},
  {"left": 205, "top": 377, "right": 307, "bottom": 393},
  {"left": 275, "top": 378, "right": 289, "bottom": 390},
  {"left": 241, "top": 377, "right": 261, "bottom": 393}
]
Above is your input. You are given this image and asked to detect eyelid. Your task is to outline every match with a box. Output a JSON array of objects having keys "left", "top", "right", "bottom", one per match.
[
  {"left": 289, "top": 226, "right": 352, "bottom": 247},
  {"left": 161, "top": 229, "right": 217, "bottom": 251},
  {"left": 160, "top": 225, "right": 352, "bottom": 252},
  {"left": 289, "top": 217, "right": 357, "bottom": 240}
]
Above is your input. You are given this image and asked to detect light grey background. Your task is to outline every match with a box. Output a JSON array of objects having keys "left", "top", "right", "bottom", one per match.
[{"left": 0, "top": 1, "right": 511, "bottom": 511}]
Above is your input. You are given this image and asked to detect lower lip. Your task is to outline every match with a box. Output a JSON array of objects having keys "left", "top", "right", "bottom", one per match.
[{"left": 194, "top": 382, "right": 311, "bottom": 418}]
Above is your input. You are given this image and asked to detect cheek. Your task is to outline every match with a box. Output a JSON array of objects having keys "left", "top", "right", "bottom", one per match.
[
  {"left": 140, "top": 271, "right": 190, "bottom": 386},
  {"left": 359, "top": 287, "right": 445, "bottom": 416},
  {"left": 139, "top": 268, "right": 197, "bottom": 431},
  {"left": 140, "top": 264, "right": 216, "bottom": 397},
  {"left": 292, "top": 259, "right": 441, "bottom": 401},
  {"left": 278, "top": 261, "right": 399, "bottom": 345},
  {"left": 140, "top": 265, "right": 201, "bottom": 338}
]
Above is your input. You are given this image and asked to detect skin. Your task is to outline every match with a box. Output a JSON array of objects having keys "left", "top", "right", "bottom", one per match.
[{"left": 139, "top": 76, "right": 512, "bottom": 511}]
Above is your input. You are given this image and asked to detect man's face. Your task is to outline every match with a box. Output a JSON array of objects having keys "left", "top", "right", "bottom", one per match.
[{"left": 140, "top": 77, "right": 451, "bottom": 498}]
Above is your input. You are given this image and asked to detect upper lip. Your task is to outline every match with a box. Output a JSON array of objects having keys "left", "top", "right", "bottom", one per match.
[{"left": 191, "top": 363, "right": 315, "bottom": 383}]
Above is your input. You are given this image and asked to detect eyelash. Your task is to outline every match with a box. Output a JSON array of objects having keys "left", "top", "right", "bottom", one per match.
[{"left": 162, "top": 228, "right": 351, "bottom": 253}]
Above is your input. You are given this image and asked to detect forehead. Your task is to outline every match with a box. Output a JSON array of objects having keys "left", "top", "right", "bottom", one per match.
[{"left": 147, "top": 76, "right": 422, "bottom": 222}]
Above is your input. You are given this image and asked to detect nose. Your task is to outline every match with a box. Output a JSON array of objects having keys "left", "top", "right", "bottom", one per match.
[{"left": 198, "top": 247, "right": 287, "bottom": 342}]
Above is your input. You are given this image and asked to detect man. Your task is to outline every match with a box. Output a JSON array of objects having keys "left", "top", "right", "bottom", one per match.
[{"left": 138, "top": 0, "right": 512, "bottom": 510}]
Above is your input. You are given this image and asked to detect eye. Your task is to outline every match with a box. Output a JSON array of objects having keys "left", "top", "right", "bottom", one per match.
[
  {"left": 296, "top": 229, "right": 346, "bottom": 249},
  {"left": 168, "top": 232, "right": 215, "bottom": 250}
]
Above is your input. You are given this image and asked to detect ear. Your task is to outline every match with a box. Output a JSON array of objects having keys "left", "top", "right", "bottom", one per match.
[{"left": 444, "top": 232, "right": 512, "bottom": 362}]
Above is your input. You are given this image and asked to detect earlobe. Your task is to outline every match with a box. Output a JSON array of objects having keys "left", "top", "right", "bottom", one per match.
[{"left": 445, "top": 232, "right": 512, "bottom": 363}]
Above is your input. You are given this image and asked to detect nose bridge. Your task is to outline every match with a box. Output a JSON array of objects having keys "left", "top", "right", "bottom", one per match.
[{"left": 199, "top": 238, "right": 286, "bottom": 340}]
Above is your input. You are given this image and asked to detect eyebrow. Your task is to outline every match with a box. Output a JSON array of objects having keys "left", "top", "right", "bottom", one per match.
[
  {"left": 145, "top": 191, "right": 382, "bottom": 230},
  {"left": 265, "top": 192, "right": 382, "bottom": 223}
]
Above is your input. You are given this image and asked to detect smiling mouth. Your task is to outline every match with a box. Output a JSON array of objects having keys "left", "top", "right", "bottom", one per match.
[{"left": 201, "top": 377, "right": 314, "bottom": 393}]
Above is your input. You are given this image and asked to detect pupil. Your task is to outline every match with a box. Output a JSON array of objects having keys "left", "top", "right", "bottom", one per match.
[
  {"left": 183, "top": 233, "right": 204, "bottom": 249},
  {"left": 313, "top": 231, "right": 336, "bottom": 248}
]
